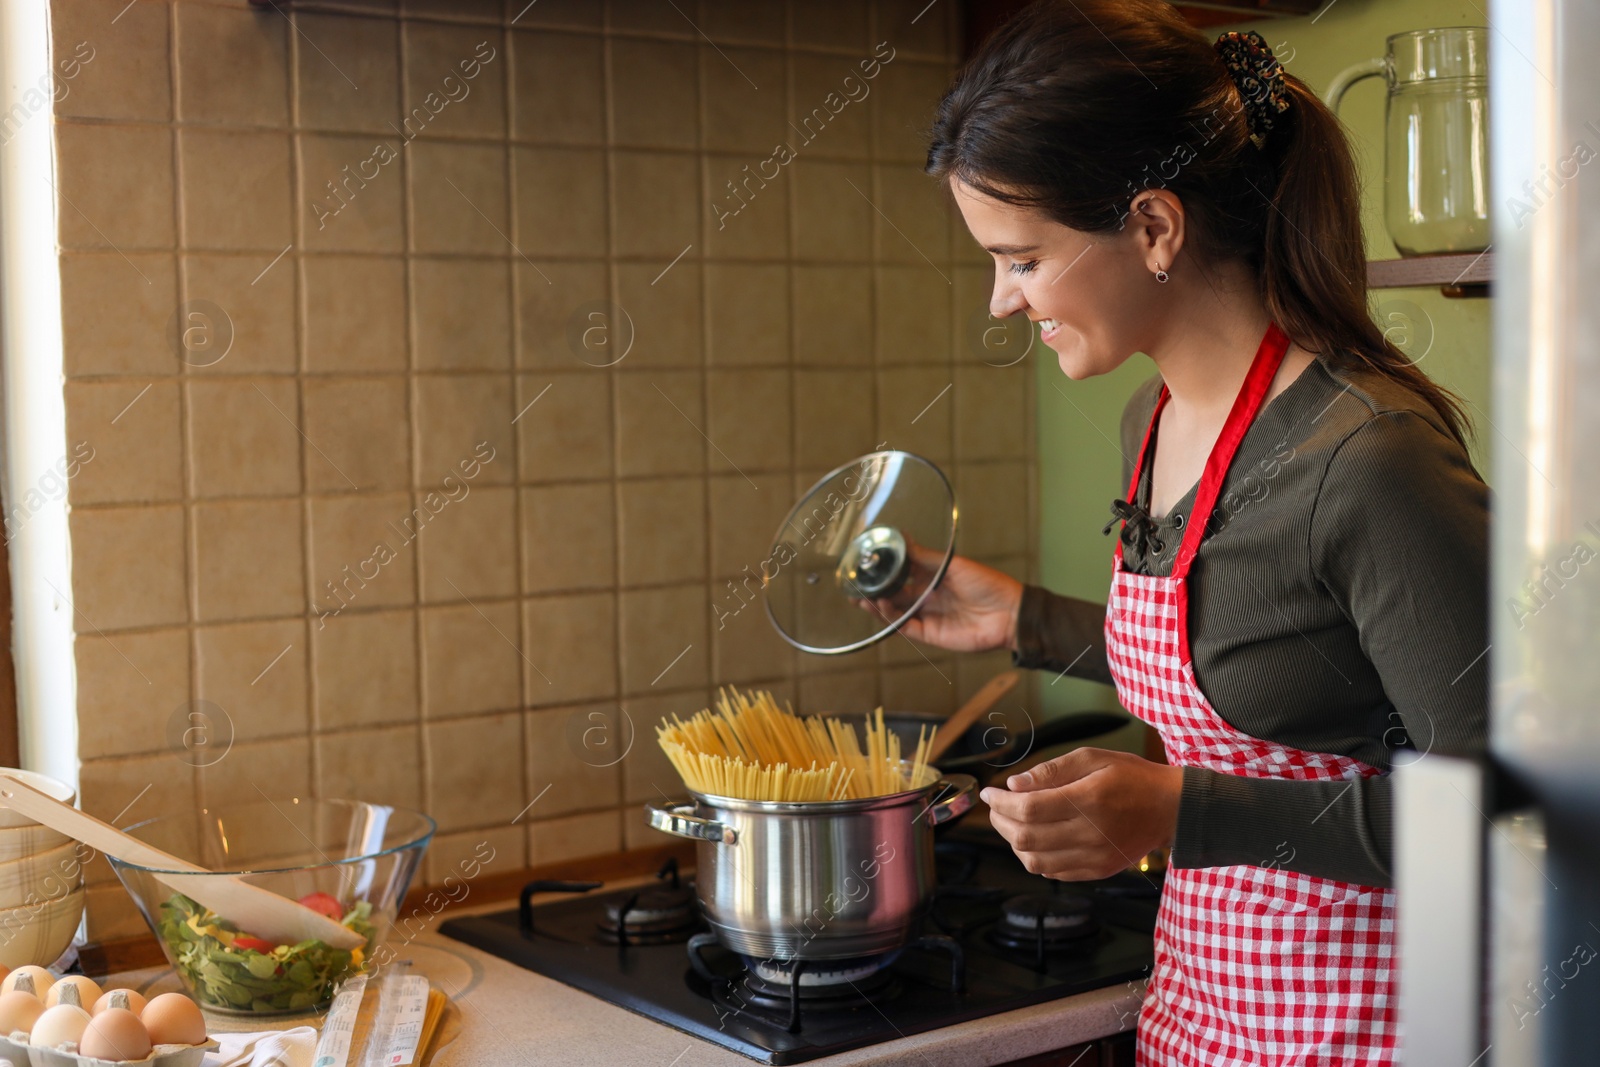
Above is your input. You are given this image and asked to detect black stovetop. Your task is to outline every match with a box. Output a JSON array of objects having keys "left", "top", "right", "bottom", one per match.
[{"left": 441, "top": 829, "right": 1157, "bottom": 1064}]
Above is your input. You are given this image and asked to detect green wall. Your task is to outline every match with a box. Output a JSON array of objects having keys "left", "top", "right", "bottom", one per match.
[{"left": 1035, "top": 0, "right": 1494, "bottom": 723}]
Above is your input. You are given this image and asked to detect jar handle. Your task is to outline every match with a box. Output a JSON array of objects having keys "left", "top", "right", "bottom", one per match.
[
  {"left": 922, "top": 774, "right": 978, "bottom": 826},
  {"left": 646, "top": 800, "right": 738, "bottom": 844},
  {"left": 1324, "top": 57, "right": 1387, "bottom": 113}
]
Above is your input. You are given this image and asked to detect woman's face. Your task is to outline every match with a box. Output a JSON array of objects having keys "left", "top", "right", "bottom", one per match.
[{"left": 950, "top": 178, "right": 1154, "bottom": 380}]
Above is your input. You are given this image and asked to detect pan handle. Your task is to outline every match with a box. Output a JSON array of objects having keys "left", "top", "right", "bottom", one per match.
[
  {"left": 922, "top": 774, "right": 978, "bottom": 826},
  {"left": 646, "top": 801, "right": 738, "bottom": 845}
]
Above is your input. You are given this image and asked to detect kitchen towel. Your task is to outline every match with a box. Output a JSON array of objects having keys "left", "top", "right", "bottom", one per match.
[{"left": 204, "top": 1026, "right": 317, "bottom": 1067}]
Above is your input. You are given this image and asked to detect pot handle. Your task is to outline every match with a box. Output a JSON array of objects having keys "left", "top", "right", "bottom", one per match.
[
  {"left": 922, "top": 774, "right": 978, "bottom": 826},
  {"left": 646, "top": 800, "right": 738, "bottom": 845}
]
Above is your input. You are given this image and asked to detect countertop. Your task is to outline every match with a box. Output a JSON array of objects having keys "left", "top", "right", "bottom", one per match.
[{"left": 95, "top": 890, "right": 1146, "bottom": 1066}]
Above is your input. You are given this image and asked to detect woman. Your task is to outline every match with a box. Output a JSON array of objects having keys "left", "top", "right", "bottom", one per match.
[{"left": 894, "top": 3, "right": 1489, "bottom": 1064}]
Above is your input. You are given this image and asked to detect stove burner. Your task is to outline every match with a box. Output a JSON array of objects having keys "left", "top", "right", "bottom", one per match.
[
  {"left": 747, "top": 955, "right": 889, "bottom": 988},
  {"left": 988, "top": 894, "right": 1102, "bottom": 967},
  {"left": 595, "top": 858, "right": 700, "bottom": 945}
]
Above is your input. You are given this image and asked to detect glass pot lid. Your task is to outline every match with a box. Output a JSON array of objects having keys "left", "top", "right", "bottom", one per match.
[{"left": 763, "top": 451, "right": 957, "bottom": 655}]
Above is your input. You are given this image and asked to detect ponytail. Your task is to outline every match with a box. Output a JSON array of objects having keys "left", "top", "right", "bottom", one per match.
[{"left": 925, "top": 0, "right": 1471, "bottom": 449}]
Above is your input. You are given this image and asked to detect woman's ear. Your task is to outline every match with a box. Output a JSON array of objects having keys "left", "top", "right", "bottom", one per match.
[{"left": 1129, "top": 190, "right": 1186, "bottom": 276}]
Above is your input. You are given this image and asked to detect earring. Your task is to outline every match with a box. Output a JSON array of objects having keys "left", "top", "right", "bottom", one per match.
[{"left": 1155, "top": 266, "right": 1170, "bottom": 283}]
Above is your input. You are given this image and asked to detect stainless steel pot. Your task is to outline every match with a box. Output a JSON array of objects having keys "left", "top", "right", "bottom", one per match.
[{"left": 645, "top": 772, "right": 977, "bottom": 960}]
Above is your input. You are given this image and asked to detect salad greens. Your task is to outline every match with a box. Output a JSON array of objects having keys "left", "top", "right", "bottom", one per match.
[{"left": 156, "top": 892, "right": 375, "bottom": 1013}]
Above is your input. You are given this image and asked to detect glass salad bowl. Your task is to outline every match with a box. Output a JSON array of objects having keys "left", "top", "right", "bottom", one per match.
[{"left": 110, "top": 798, "right": 434, "bottom": 1014}]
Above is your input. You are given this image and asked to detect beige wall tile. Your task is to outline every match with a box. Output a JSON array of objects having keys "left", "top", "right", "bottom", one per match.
[
  {"left": 518, "top": 0, "right": 600, "bottom": 30},
  {"left": 606, "top": 0, "right": 689, "bottom": 35},
  {"left": 66, "top": 381, "right": 183, "bottom": 505},
  {"left": 187, "top": 378, "right": 302, "bottom": 498},
  {"left": 314, "top": 608, "right": 419, "bottom": 729},
  {"left": 298, "top": 134, "right": 406, "bottom": 253},
  {"left": 706, "top": 471, "right": 788, "bottom": 579},
  {"left": 611, "top": 151, "right": 698, "bottom": 259},
  {"left": 615, "top": 372, "right": 704, "bottom": 478},
  {"left": 408, "top": 142, "right": 509, "bottom": 255},
  {"left": 79, "top": 753, "right": 195, "bottom": 833},
  {"left": 60, "top": 253, "right": 178, "bottom": 377},
  {"left": 85, "top": 884, "right": 143, "bottom": 943},
  {"left": 710, "top": 602, "right": 793, "bottom": 686},
  {"left": 197, "top": 619, "right": 308, "bottom": 742},
  {"left": 181, "top": 254, "right": 297, "bottom": 375},
  {"left": 877, "top": 0, "right": 954, "bottom": 60},
  {"left": 618, "top": 478, "right": 704, "bottom": 588},
  {"left": 522, "top": 592, "right": 615, "bottom": 706},
  {"left": 510, "top": 31, "right": 604, "bottom": 145},
  {"left": 318, "top": 725, "right": 422, "bottom": 809},
  {"left": 612, "top": 261, "right": 700, "bottom": 370},
  {"left": 705, "top": 263, "right": 788, "bottom": 367},
  {"left": 295, "top": 13, "right": 401, "bottom": 133},
  {"left": 423, "top": 825, "right": 523, "bottom": 888},
  {"left": 417, "top": 484, "right": 517, "bottom": 602},
  {"left": 955, "top": 461, "right": 1029, "bottom": 557},
  {"left": 618, "top": 584, "right": 707, "bottom": 694},
  {"left": 513, "top": 147, "right": 607, "bottom": 257},
  {"left": 609, "top": 39, "right": 696, "bottom": 150},
  {"left": 53, "top": 1, "right": 170, "bottom": 122},
  {"left": 423, "top": 602, "right": 522, "bottom": 718},
  {"left": 789, "top": 53, "right": 874, "bottom": 160},
  {"left": 514, "top": 260, "right": 608, "bottom": 369},
  {"left": 619, "top": 689, "right": 706, "bottom": 804},
  {"left": 877, "top": 366, "right": 953, "bottom": 462},
  {"left": 415, "top": 375, "right": 514, "bottom": 487},
  {"left": 791, "top": 6, "right": 871, "bottom": 60},
  {"left": 792, "top": 161, "right": 872, "bottom": 262},
  {"left": 309, "top": 492, "right": 417, "bottom": 611},
  {"left": 872, "top": 60, "right": 949, "bottom": 162},
  {"left": 526, "top": 809, "right": 621, "bottom": 865},
  {"left": 794, "top": 368, "right": 876, "bottom": 469},
  {"left": 302, "top": 256, "right": 408, "bottom": 373},
  {"left": 70, "top": 505, "right": 187, "bottom": 631},
  {"left": 197, "top": 736, "right": 312, "bottom": 808},
  {"left": 793, "top": 265, "right": 872, "bottom": 367},
  {"left": 411, "top": 258, "right": 512, "bottom": 369},
  {"left": 881, "top": 661, "right": 957, "bottom": 715},
  {"left": 706, "top": 370, "right": 791, "bottom": 472},
  {"left": 193, "top": 498, "right": 305, "bottom": 621},
  {"left": 174, "top": 2, "right": 289, "bottom": 125},
  {"left": 956, "top": 364, "right": 1028, "bottom": 461},
  {"left": 702, "top": 2, "right": 785, "bottom": 43},
  {"left": 525, "top": 704, "right": 625, "bottom": 816},
  {"left": 402, "top": 22, "right": 505, "bottom": 139},
  {"left": 521, "top": 483, "right": 614, "bottom": 593},
  {"left": 56, "top": 124, "right": 174, "bottom": 250},
  {"left": 426, "top": 712, "right": 523, "bottom": 831},
  {"left": 874, "top": 164, "right": 951, "bottom": 264},
  {"left": 402, "top": 0, "right": 501, "bottom": 22},
  {"left": 702, "top": 152, "right": 787, "bottom": 259},
  {"left": 877, "top": 264, "right": 952, "bottom": 365},
  {"left": 515, "top": 372, "right": 612, "bottom": 482},
  {"left": 77, "top": 628, "right": 189, "bottom": 760},
  {"left": 180, "top": 129, "right": 293, "bottom": 251},
  {"left": 796, "top": 666, "right": 880, "bottom": 715},
  {"left": 302, "top": 377, "right": 410, "bottom": 493}
]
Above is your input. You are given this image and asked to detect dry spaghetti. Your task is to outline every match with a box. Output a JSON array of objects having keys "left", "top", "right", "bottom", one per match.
[{"left": 656, "top": 687, "right": 935, "bottom": 802}]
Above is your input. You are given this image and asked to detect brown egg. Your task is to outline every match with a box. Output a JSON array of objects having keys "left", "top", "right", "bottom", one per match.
[
  {"left": 92, "top": 988, "right": 148, "bottom": 1016},
  {"left": 79, "top": 1007, "right": 153, "bottom": 1062},
  {"left": 28, "top": 1003, "right": 90, "bottom": 1049},
  {"left": 0, "top": 990, "right": 43, "bottom": 1035},
  {"left": 140, "top": 992, "right": 206, "bottom": 1045},
  {"left": 1, "top": 965, "right": 52, "bottom": 998},
  {"left": 44, "top": 974, "right": 102, "bottom": 1010}
]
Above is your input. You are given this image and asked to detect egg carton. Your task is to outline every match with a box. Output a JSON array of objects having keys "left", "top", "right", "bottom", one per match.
[{"left": 0, "top": 1033, "right": 219, "bottom": 1067}]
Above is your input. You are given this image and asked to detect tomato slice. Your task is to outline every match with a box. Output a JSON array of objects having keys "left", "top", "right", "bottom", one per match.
[
  {"left": 233, "top": 936, "right": 277, "bottom": 953},
  {"left": 298, "top": 891, "right": 345, "bottom": 922}
]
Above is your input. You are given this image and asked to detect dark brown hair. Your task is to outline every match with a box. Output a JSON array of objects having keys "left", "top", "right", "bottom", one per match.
[{"left": 925, "top": 0, "right": 1470, "bottom": 447}]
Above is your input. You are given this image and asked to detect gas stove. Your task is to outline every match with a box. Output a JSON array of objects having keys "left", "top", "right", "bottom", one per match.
[{"left": 440, "top": 829, "right": 1156, "bottom": 1064}]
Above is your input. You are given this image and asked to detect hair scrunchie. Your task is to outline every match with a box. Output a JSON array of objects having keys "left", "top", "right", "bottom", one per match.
[{"left": 1214, "top": 30, "right": 1291, "bottom": 147}]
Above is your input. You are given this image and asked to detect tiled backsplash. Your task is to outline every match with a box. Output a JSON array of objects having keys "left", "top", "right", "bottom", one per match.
[{"left": 50, "top": 0, "right": 1036, "bottom": 940}]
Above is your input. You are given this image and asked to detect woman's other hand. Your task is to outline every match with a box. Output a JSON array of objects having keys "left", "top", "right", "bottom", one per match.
[
  {"left": 980, "top": 748, "right": 1183, "bottom": 881},
  {"left": 859, "top": 546, "right": 1024, "bottom": 653}
]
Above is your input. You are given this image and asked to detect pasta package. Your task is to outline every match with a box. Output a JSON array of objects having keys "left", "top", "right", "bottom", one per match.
[{"left": 656, "top": 687, "right": 935, "bottom": 802}]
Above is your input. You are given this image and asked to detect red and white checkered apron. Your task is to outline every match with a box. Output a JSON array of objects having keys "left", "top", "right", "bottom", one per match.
[{"left": 1104, "top": 322, "right": 1397, "bottom": 1066}]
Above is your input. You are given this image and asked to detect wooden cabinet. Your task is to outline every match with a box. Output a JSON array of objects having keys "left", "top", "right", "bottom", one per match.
[{"left": 996, "top": 1029, "right": 1137, "bottom": 1067}]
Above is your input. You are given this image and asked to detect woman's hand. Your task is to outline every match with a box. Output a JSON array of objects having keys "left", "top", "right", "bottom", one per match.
[
  {"left": 979, "top": 748, "right": 1183, "bottom": 881},
  {"left": 859, "top": 546, "right": 1024, "bottom": 653}
]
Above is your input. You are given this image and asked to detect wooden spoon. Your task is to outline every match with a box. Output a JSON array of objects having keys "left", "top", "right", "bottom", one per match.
[
  {"left": 927, "top": 670, "right": 1021, "bottom": 762},
  {"left": 0, "top": 774, "right": 364, "bottom": 950}
]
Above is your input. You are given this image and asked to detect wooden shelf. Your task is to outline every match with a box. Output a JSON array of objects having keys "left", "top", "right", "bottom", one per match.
[{"left": 1367, "top": 251, "right": 1494, "bottom": 298}]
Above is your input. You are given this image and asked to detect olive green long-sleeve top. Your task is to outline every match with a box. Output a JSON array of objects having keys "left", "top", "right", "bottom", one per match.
[{"left": 1012, "top": 357, "right": 1490, "bottom": 888}]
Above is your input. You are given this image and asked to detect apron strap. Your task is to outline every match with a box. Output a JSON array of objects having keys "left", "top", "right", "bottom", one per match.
[{"left": 1113, "top": 321, "right": 1292, "bottom": 576}]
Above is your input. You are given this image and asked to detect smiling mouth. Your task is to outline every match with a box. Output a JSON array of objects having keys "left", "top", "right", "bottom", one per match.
[{"left": 1036, "top": 317, "right": 1061, "bottom": 336}]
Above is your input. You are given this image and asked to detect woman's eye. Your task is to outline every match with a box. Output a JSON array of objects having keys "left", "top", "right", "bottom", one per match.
[{"left": 1008, "top": 260, "right": 1037, "bottom": 276}]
